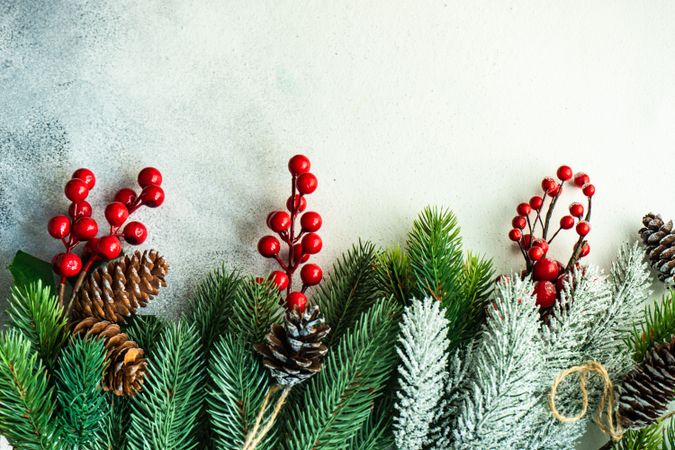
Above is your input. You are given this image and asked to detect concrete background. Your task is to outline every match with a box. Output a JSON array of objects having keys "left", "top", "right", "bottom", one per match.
[{"left": 2, "top": 1, "right": 675, "bottom": 448}]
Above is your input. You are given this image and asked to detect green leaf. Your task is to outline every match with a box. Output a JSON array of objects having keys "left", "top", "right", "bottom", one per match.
[{"left": 8, "top": 250, "right": 55, "bottom": 290}]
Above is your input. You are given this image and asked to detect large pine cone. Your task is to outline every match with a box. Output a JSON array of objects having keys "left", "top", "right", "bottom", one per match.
[
  {"left": 639, "top": 213, "right": 675, "bottom": 287},
  {"left": 70, "top": 250, "right": 169, "bottom": 323},
  {"left": 255, "top": 305, "right": 330, "bottom": 386},
  {"left": 73, "top": 317, "right": 148, "bottom": 396},
  {"left": 618, "top": 336, "right": 675, "bottom": 428}
]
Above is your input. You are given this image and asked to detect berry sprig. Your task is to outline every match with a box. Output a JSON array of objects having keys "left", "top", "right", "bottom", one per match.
[
  {"left": 258, "top": 154, "right": 323, "bottom": 313},
  {"left": 507, "top": 165, "right": 595, "bottom": 309},
  {"left": 47, "top": 167, "right": 165, "bottom": 309}
]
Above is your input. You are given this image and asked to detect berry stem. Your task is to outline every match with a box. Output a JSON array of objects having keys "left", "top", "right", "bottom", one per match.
[
  {"left": 286, "top": 176, "right": 298, "bottom": 297},
  {"left": 548, "top": 226, "right": 562, "bottom": 244},
  {"left": 542, "top": 185, "right": 563, "bottom": 239},
  {"left": 566, "top": 197, "right": 592, "bottom": 270},
  {"left": 64, "top": 257, "right": 98, "bottom": 317},
  {"left": 58, "top": 280, "right": 66, "bottom": 307}
]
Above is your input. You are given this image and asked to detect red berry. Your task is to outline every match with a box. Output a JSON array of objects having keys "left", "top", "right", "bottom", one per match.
[
  {"left": 140, "top": 185, "right": 165, "bottom": 208},
  {"left": 268, "top": 211, "right": 291, "bottom": 232},
  {"left": 300, "top": 263, "right": 323, "bottom": 286},
  {"left": 569, "top": 202, "right": 584, "bottom": 218},
  {"left": 516, "top": 203, "right": 531, "bottom": 216},
  {"left": 286, "top": 292, "right": 307, "bottom": 312},
  {"left": 84, "top": 237, "right": 100, "bottom": 256},
  {"left": 556, "top": 165, "right": 573, "bottom": 181},
  {"left": 115, "top": 188, "right": 137, "bottom": 208},
  {"left": 258, "top": 236, "right": 280, "bottom": 258},
  {"left": 528, "top": 246, "right": 544, "bottom": 261},
  {"left": 302, "top": 233, "right": 323, "bottom": 255},
  {"left": 288, "top": 155, "right": 311, "bottom": 176},
  {"left": 533, "top": 239, "right": 549, "bottom": 254},
  {"left": 534, "top": 281, "right": 557, "bottom": 308},
  {"left": 268, "top": 271, "right": 289, "bottom": 290},
  {"left": 541, "top": 177, "right": 556, "bottom": 193},
  {"left": 533, "top": 258, "right": 559, "bottom": 282},
  {"left": 54, "top": 252, "right": 82, "bottom": 277},
  {"left": 287, "top": 195, "right": 307, "bottom": 213},
  {"left": 291, "top": 244, "right": 309, "bottom": 264},
  {"left": 529, "top": 196, "right": 544, "bottom": 210},
  {"left": 560, "top": 215, "right": 575, "bottom": 230},
  {"left": 123, "top": 221, "right": 147, "bottom": 245},
  {"left": 97, "top": 236, "right": 122, "bottom": 260},
  {"left": 72, "top": 217, "right": 98, "bottom": 241},
  {"left": 580, "top": 242, "right": 590, "bottom": 257},
  {"left": 583, "top": 184, "right": 595, "bottom": 197},
  {"left": 72, "top": 168, "right": 96, "bottom": 189},
  {"left": 48, "top": 215, "right": 71, "bottom": 239},
  {"left": 138, "top": 167, "right": 162, "bottom": 187},
  {"left": 508, "top": 229, "right": 522, "bottom": 241},
  {"left": 576, "top": 221, "right": 591, "bottom": 236},
  {"left": 105, "top": 202, "right": 129, "bottom": 227},
  {"left": 574, "top": 172, "right": 590, "bottom": 187},
  {"left": 65, "top": 178, "right": 89, "bottom": 202},
  {"left": 547, "top": 183, "right": 561, "bottom": 197},
  {"left": 300, "top": 211, "right": 322, "bottom": 232},
  {"left": 512, "top": 216, "right": 527, "bottom": 230},
  {"left": 296, "top": 173, "right": 318, "bottom": 195},
  {"left": 68, "top": 201, "right": 92, "bottom": 219},
  {"left": 520, "top": 233, "right": 532, "bottom": 248}
]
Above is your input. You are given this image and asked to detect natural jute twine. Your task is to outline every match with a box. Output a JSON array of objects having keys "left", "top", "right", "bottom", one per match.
[
  {"left": 548, "top": 361, "right": 624, "bottom": 442},
  {"left": 242, "top": 385, "right": 291, "bottom": 450}
]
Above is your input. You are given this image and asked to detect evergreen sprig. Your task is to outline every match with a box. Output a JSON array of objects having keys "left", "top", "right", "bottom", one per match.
[
  {"left": 231, "top": 278, "right": 283, "bottom": 345},
  {"left": 612, "top": 418, "right": 675, "bottom": 450},
  {"left": 348, "top": 412, "right": 394, "bottom": 450},
  {"left": 124, "top": 314, "right": 167, "bottom": 358},
  {"left": 629, "top": 290, "right": 675, "bottom": 362},
  {"left": 284, "top": 298, "right": 402, "bottom": 450},
  {"left": 375, "top": 245, "right": 413, "bottom": 306}
]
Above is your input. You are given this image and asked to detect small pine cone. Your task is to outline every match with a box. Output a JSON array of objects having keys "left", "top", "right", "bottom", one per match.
[
  {"left": 71, "top": 250, "right": 169, "bottom": 323},
  {"left": 73, "top": 317, "right": 148, "bottom": 396},
  {"left": 255, "top": 305, "right": 330, "bottom": 386},
  {"left": 618, "top": 336, "right": 675, "bottom": 428},
  {"left": 639, "top": 213, "right": 675, "bottom": 287}
]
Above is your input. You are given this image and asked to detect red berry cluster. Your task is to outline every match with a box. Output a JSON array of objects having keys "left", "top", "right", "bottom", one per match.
[
  {"left": 507, "top": 165, "right": 595, "bottom": 309},
  {"left": 258, "top": 155, "right": 323, "bottom": 313},
  {"left": 48, "top": 167, "right": 165, "bottom": 304}
]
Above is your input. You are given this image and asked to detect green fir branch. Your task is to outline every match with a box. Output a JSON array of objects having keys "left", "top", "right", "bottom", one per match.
[
  {"left": 629, "top": 290, "right": 675, "bottom": 362},
  {"left": 375, "top": 245, "right": 413, "bottom": 306},
  {"left": 106, "top": 396, "right": 131, "bottom": 450},
  {"left": 230, "top": 278, "right": 283, "bottom": 345},
  {"left": 348, "top": 411, "right": 394, "bottom": 450},
  {"left": 124, "top": 314, "right": 167, "bottom": 358},
  {"left": 459, "top": 253, "right": 494, "bottom": 308}
]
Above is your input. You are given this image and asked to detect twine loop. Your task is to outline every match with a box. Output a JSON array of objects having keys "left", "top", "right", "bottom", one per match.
[{"left": 242, "top": 385, "right": 291, "bottom": 450}]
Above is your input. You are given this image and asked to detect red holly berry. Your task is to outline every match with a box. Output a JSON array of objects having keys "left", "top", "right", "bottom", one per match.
[
  {"left": 72, "top": 217, "right": 98, "bottom": 241},
  {"left": 296, "top": 173, "right": 318, "bottom": 195},
  {"left": 302, "top": 233, "right": 322, "bottom": 254},
  {"left": 84, "top": 238, "right": 100, "bottom": 256},
  {"left": 541, "top": 177, "right": 556, "bottom": 193},
  {"left": 576, "top": 221, "right": 591, "bottom": 236},
  {"left": 287, "top": 194, "right": 307, "bottom": 213},
  {"left": 293, "top": 244, "right": 310, "bottom": 264},
  {"left": 569, "top": 202, "right": 584, "bottom": 218},
  {"left": 520, "top": 233, "right": 532, "bottom": 248},
  {"left": 580, "top": 242, "right": 590, "bottom": 257},
  {"left": 516, "top": 203, "right": 531, "bottom": 216},
  {"left": 300, "top": 263, "right": 323, "bottom": 286},
  {"left": 64, "top": 178, "right": 89, "bottom": 202},
  {"left": 556, "top": 165, "right": 573, "bottom": 181},
  {"left": 68, "top": 201, "right": 92, "bottom": 219},
  {"left": 138, "top": 167, "right": 162, "bottom": 187},
  {"left": 123, "top": 221, "right": 147, "bottom": 245},
  {"left": 268, "top": 271, "right": 289, "bottom": 291},
  {"left": 258, "top": 236, "right": 281, "bottom": 257},
  {"left": 115, "top": 188, "right": 137, "bottom": 208},
  {"left": 97, "top": 236, "right": 122, "bottom": 259},
  {"left": 268, "top": 211, "right": 291, "bottom": 232},
  {"left": 583, "top": 184, "right": 595, "bottom": 197},
  {"left": 528, "top": 246, "right": 545, "bottom": 261},
  {"left": 547, "top": 183, "right": 561, "bottom": 197},
  {"left": 140, "top": 185, "right": 165, "bottom": 208},
  {"left": 512, "top": 216, "right": 527, "bottom": 230},
  {"left": 72, "top": 168, "right": 96, "bottom": 189},
  {"left": 533, "top": 239, "right": 549, "bottom": 254},
  {"left": 54, "top": 252, "right": 82, "bottom": 277},
  {"left": 288, "top": 155, "right": 311, "bottom": 176},
  {"left": 534, "top": 281, "right": 557, "bottom": 308},
  {"left": 533, "top": 258, "right": 559, "bottom": 282},
  {"left": 529, "top": 196, "right": 544, "bottom": 210},
  {"left": 560, "top": 215, "right": 575, "bottom": 229},
  {"left": 574, "top": 172, "right": 590, "bottom": 187},
  {"left": 48, "top": 215, "right": 71, "bottom": 239},
  {"left": 300, "top": 211, "right": 322, "bottom": 232},
  {"left": 105, "top": 202, "right": 129, "bottom": 227},
  {"left": 508, "top": 229, "right": 522, "bottom": 241},
  {"left": 286, "top": 292, "right": 307, "bottom": 312}
]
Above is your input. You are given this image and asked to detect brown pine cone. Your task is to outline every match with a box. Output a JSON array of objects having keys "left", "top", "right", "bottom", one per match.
[
  {"left": 639, "top": 213, "right": 675, "bottom": 287},
  {"left": 70, "top": 250, "right": 169, "bottom": 323},
  {"left": 255, "top": 305, "right": 330, "bottom": 386},
  {"left": 618, "top": 335, "right": 675, "bottom": 428},
  {"left": 73, "top": 317, "right": 148, "bottom": 396}
]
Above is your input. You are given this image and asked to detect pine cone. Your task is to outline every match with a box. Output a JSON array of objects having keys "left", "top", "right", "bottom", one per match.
[
  {"left": 72, "top": 317, "right": 148, "bottom": 396},
  {"left": 255, "top": 305, "right": 330, "bottom": 386},
  {"left": 618, "top": 336, "right": 675, "bottom": 428},
  {"left": 71, "top": 250, "right": 169, "bottom": 323},
  {"left": 639, "top": 213, "right": 675, "bottom": 287}
]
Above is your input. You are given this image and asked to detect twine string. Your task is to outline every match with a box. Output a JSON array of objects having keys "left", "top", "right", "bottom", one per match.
[{"left": 242, "top": 385, "right": 291, "bottom": 450}]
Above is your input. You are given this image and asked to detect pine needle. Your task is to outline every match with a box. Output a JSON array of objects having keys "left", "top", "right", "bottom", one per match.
[
  {"left": 230, "top": 278, "right": 283, "bottom": 345},
  {"left": 629, "top": 290, "right": 675, "bottom": 362},
  {"left": 375, "top": 245, "right": 413, "bottom": 306}
]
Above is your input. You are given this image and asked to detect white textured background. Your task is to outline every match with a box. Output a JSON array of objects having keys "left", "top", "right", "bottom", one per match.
[{"left": 2, "top": 1, "right": 675, "bottom": 449}]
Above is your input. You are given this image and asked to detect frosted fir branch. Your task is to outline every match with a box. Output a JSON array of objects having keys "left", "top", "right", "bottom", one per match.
[{"left": 394, "top": 297, "right": 450, "bottom": 450}]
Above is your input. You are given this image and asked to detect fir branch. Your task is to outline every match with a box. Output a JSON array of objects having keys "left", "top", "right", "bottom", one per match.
[
  {"left": 348, "top": 411, "right": 394, "bottom": 450},
  {"left": 106, "top": 396, "right": 131, "bottom": 450},
  {"left": 314, "top": 240, "right": 380, "bottom": 345},
  {"left": 54, "top": 337, "right": 109, "bottom": 449},
  {"left": 460, "top": 253, "right": 494, "bottom": 308},
  {"left": 629, "top": 290, "right": 675, "bottom": 362},
  {"left": 0, "top": 329, "right": 56, "bottom": 449},
  {"left": 128, "top": 321, "right": 205, "bottom": 450},
  {"left": 6, "top": 281, "right": 67, "bottom": 366},
  {"left": 124, "top": 314, "right": 167, "bottom": 358},
  {"left": 230, "top": 278, "right": 283, "bottom": 345},
  {"left": 375, "top": 245, "right": 413, "bottom": 306},
  {"left": 285, "top": 298, "right": 402, "bottom": 450},
  {"left": 393, "top": 297, "right": 450, "bottom": 450},
  {"left": 207, "top": 333, "right": 277, "bottom": 450}
]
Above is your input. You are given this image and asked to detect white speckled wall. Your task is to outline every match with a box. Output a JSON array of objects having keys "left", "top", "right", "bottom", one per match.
[{"left": 2, "top": 1, "right": 675, "bottom": 448}]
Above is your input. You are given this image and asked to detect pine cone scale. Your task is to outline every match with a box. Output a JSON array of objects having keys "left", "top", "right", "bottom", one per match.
[{"left": 639, "top": 213, "right": 675, "bottom": 286}]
